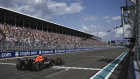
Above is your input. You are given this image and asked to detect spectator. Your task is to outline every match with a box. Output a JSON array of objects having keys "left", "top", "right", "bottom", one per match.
[{"left": 0, "top": 23, "right": 107, "bottom": 50}]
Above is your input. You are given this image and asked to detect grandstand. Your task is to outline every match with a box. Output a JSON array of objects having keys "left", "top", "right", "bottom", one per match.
[
  {"left": 0, "top": 1, "right": 134, "bottom": 79},
  {"left": 0, "top": 6, "right": 107, "bottom": 52}
]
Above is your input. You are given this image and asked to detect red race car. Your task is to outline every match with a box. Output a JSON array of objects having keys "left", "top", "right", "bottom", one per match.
[{"left": 16, "top": 57, "right": 65, "bottom": 71}]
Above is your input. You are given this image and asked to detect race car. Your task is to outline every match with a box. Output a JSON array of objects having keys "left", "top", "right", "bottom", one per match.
[{"left": 16, "top": 57, "right": 65, "bottom": 71}]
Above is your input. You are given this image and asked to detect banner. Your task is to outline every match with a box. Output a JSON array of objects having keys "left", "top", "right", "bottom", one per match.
[{"left": 0, "top": 47, "right": 123, "bottom": 59}]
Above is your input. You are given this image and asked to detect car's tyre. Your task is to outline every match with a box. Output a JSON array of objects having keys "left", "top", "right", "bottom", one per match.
[
  {"left": 16, "top": 61, "right": 25, "bottom": 70},
  {"left": 62, "top": 60, "right": 65, "bottom": 64},
  {"left": 33, "top": 62, "right": 42, "bottom": 71},
  {"left": 56, "top": 58, "right": 62, "bottom": 65},
  {"left": 16, "top": 61, "right": 22, "bottom": 70},
  {"left": 49, "top": 62, "right": 54, "bottom": 67}
]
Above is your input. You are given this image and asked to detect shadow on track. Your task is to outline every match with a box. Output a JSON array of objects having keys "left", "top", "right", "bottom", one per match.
[{"left": 98, "top": 59, "right": 114, "bottom": 63}]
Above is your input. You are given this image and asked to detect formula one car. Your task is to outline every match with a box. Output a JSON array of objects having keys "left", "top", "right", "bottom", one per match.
[{"left": 16, "top": 57, "right": 65, "bottom": 71}]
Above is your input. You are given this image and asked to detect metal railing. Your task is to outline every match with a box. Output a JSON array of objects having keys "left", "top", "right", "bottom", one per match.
[{"left": 0, "top": 40, "right": 109, "bottom": 52}]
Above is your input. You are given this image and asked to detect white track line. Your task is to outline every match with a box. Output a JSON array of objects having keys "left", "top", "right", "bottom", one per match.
[
  {"left": 46, "top": 69, "right": 68, "bottom": 78},
  {"left": 52, "top": 66, "right": 101, "bottom": 71},
  {"left": 0, "top": 62, "right": 101, "bottom": 71},
  {"left": 0, "top": 62, "right": 16, "bottom": 65},
  {"left": 46, "top": 65, "right": 101, "bottom": 78}
]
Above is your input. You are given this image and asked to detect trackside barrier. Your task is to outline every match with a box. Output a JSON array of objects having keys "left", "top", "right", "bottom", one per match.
[
  {"left": 0, "top": 46, "right": 125, "bottom": 59},
  {"left": 90, "top": 49, "right": 129, "bottom": 79}
]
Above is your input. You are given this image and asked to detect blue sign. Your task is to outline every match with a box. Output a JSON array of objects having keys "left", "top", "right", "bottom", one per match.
[
  {"left": 0, "top": 51, "right": 15, "bottom": 58},
  {"left": 40, "top": 50, "right": 54, "bottom": 55},
  {"left": 0, "top": 47, "right": 123, "bottom": 59},
  {"left": 55, "top": 49, "right": 66, "bottom": 53}
]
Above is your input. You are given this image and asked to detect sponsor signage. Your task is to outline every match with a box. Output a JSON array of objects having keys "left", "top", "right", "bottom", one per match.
[
  {"left": 55, "top": 49, "right": 66, "bottom": 53},
  {"left": 40, "top": 50, "right": 54, "bottom": 55},
  {"left": 66, "top": 49, "right": 74, "bottom": 52},
  {"left": 15, "top": 51, "right": 38, "bottom": 57},
  {"left": 0, "top": 47, "right": 121, "bottom": 59},
  {"left": 0, "top": 52, "right": 15, "bottom": 58},
  {"left": 74, "top": 49, "right": 81, "bottom": 52}
]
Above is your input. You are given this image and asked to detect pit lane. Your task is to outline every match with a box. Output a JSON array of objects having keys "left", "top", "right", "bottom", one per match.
[{"left": 0, "top": 48, "right": 127, "bottom": 79}]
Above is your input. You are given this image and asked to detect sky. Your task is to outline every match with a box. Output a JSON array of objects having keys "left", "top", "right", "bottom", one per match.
[{"left": 0, "top": 0, "right": 126, "bottom": 42}]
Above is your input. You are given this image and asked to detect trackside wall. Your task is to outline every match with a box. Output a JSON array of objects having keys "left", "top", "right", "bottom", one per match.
[{"left": 0, "top": 47, "right": 124, "bottom": 59}]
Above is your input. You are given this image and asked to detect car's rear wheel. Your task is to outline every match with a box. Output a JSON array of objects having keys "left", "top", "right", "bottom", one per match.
[
  {"left": 16, "top": 62, "right": 21, "bottom": 70},
  {"left": 16, "top": 61, "right": 24, "bottom": 70},
  {"left": 33, "top": 62, "right": 42, "bottom": 71},
  {"left": 49, "top": 62, "right": 54, "bottom": 67}
]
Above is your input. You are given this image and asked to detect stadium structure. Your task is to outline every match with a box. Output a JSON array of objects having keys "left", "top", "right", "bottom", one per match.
[{"left": 0, "top": 6, "right": 107, "bottom": 52}]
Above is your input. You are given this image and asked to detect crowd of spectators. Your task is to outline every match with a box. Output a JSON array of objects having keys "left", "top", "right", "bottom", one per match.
[{"left": 0, "top": 23, "right": 107, "bottom": 50}]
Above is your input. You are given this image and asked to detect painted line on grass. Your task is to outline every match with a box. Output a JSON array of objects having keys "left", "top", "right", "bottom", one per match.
[{"left": 90, "top": 49, "right": 129, "bottom": 79}]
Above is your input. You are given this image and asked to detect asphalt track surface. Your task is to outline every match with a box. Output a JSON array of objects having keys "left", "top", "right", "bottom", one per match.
[{"left": 0, "top": 48, "right": 127, "bottom": 79}]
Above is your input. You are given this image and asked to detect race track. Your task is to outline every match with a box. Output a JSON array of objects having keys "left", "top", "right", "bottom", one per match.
[{"left": 0, "top": 48, "right": 127, "bottom": 79}]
